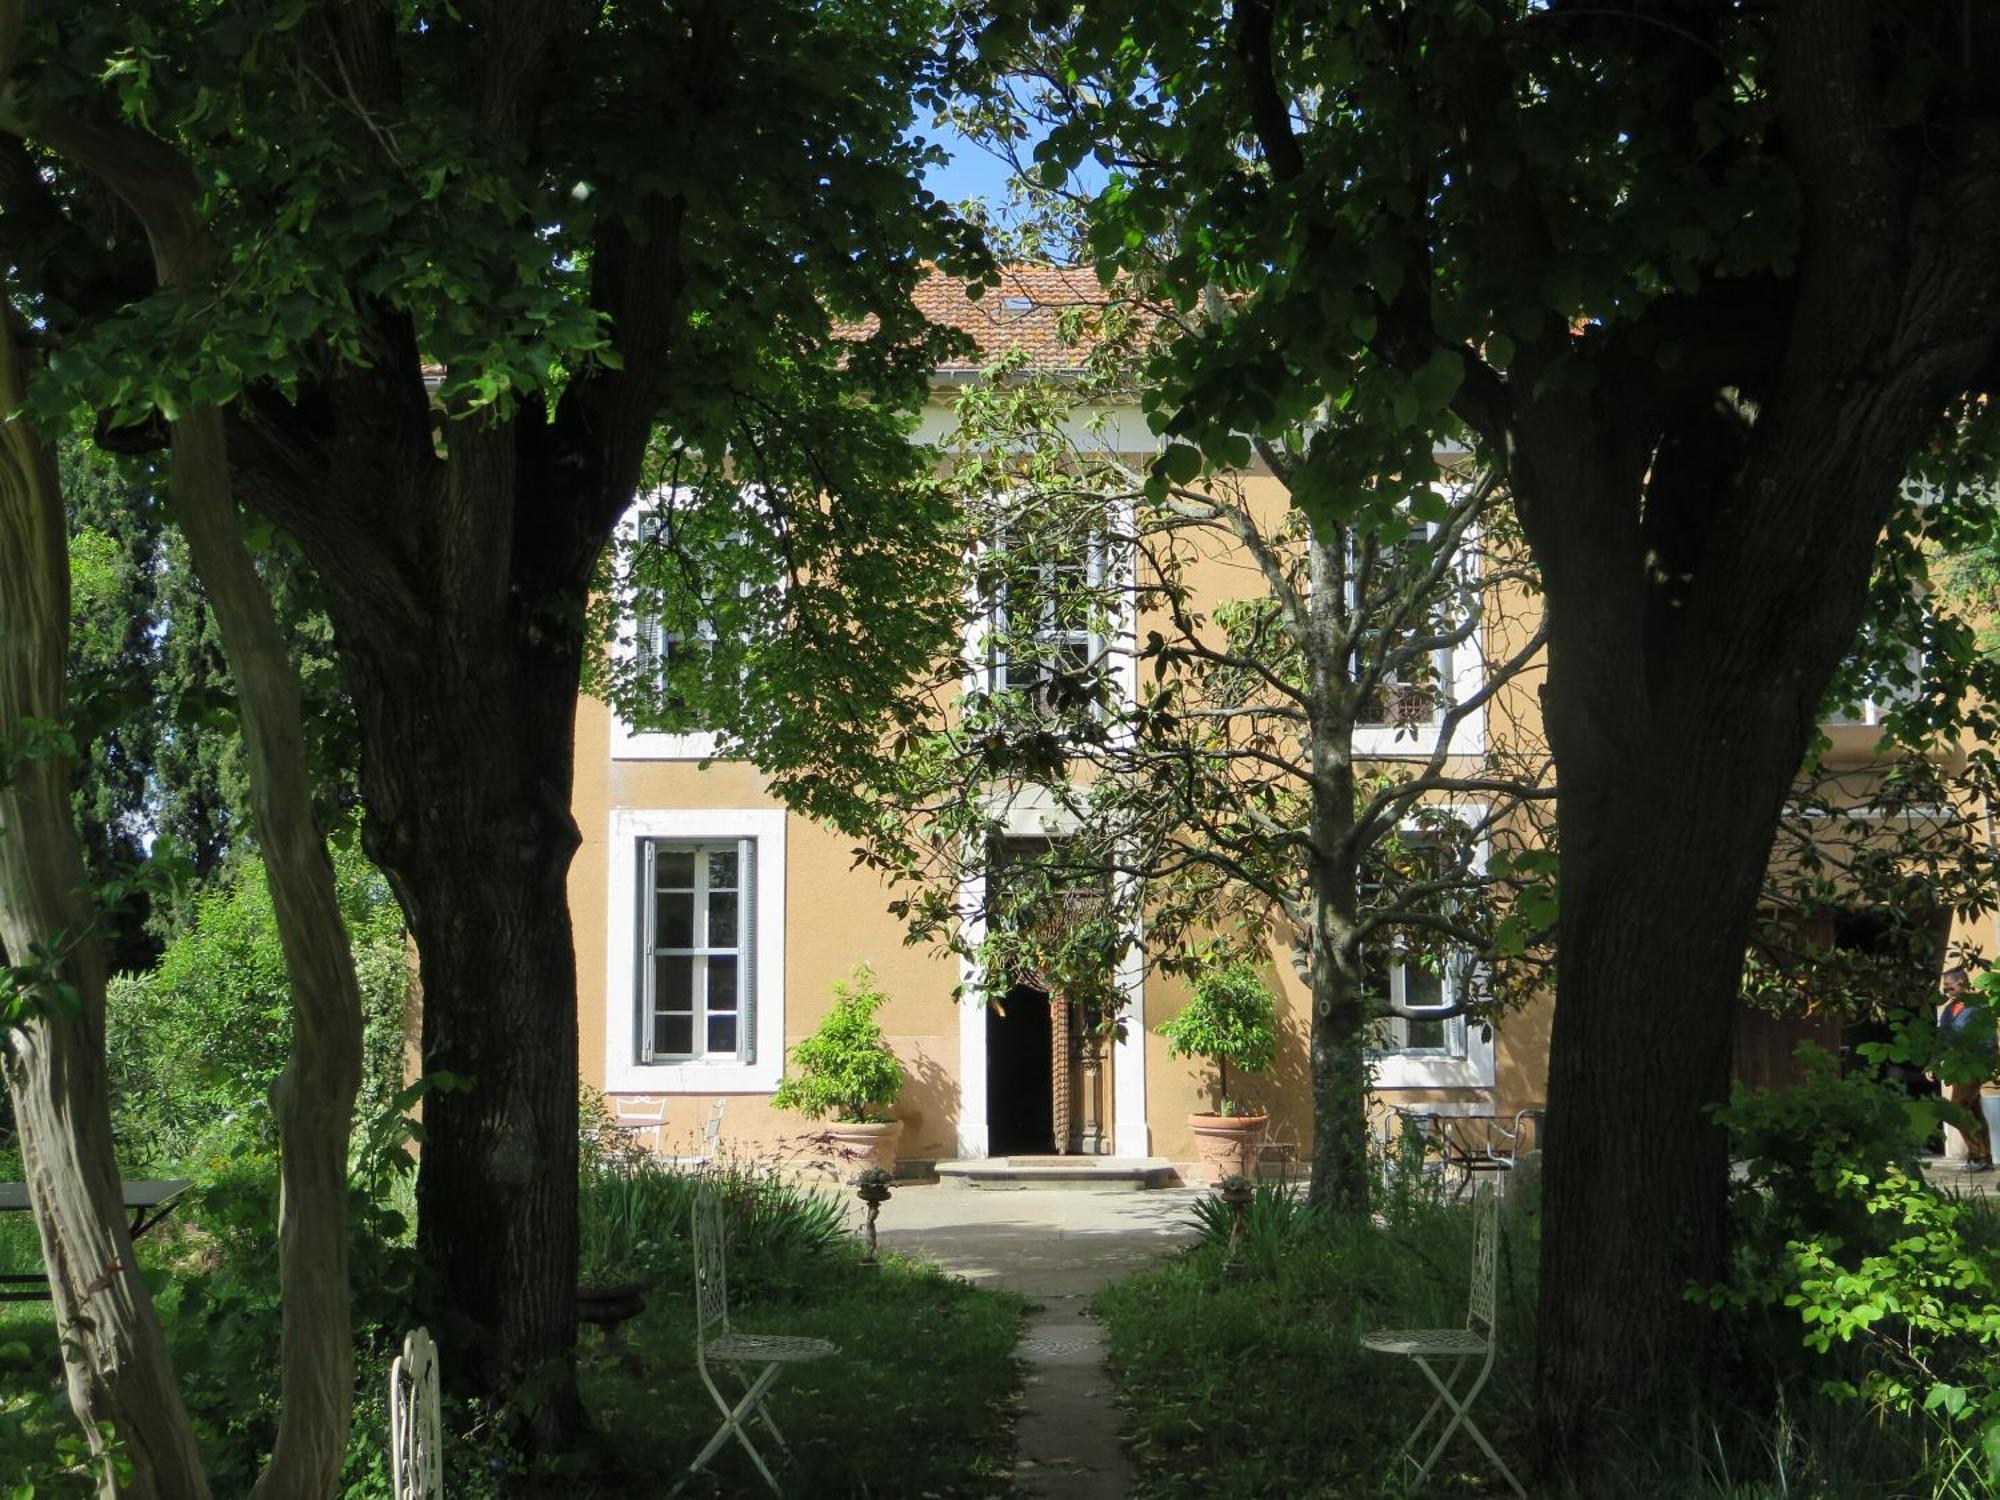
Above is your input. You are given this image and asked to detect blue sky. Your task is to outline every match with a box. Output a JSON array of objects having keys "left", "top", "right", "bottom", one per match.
[{"left": 920, "top": 124, "right": 1021, "bottom": 207}]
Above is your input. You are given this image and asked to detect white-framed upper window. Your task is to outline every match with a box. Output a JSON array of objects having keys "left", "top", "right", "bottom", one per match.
[
  {"left": 604, "top": 807, "right": 786, "bottom": 1094},
  {"left": 1346, "top": 517, "right": 1485, "bottom": 758},
  {"left": 984, "top": 516, "right": 1117, "bottom": 718},
  {"left": 609, "top": 494, "right": 736, "bottom": 762},
  {"left": 1824, "top": 644, "right": 1923, "bottom": 728}
]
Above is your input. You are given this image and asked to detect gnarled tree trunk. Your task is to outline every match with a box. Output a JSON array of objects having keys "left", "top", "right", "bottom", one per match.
[
  {"left": 1303, "top": 532, "right": 1372, "bottom": 1212},
  {"left": 169, "top": 411, "right": 364, "bottom": 1500},
  {"left": 347, "top": 613, "right": 588, "bottom": 1440},
  {"left": 0, "top": 295, "right": 211, "bottom": 1497},
  {"left": 16, "top": 89, "right": 368, "bottom": 1498}
]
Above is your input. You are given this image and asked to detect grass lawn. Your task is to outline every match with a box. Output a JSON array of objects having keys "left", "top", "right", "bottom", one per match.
[
  {"left": 1095, "top": 1186, "right": 1536, "bottom": 1499},
  {"left": 578, "top": 1251, "right": 1023, "bottom": 1496},
  {"left": 0, "top": 1176, "right": 1024, "bottom": 1497}
]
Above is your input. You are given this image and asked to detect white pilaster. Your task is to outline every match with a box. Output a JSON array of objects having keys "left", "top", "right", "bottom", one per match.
[{"left": 956, "top": 869, "right": 991, "bottom": 1158}]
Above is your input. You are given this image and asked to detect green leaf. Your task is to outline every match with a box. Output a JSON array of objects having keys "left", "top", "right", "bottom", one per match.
[
  {"left": 1157, "top": 443, "right": 1202, "bottom": 486},
  {"left": 1412, "top": 348, "right": 1465, "bottom": 414}
]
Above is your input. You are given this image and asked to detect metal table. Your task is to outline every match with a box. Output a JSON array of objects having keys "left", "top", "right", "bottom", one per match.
[{"left": 0, "top": 1179, "right": 192, "bottom": 1301}]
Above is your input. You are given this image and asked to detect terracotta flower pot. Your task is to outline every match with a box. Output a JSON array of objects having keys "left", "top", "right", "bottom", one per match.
[
  {"left": 826, "top": 1119, "right": 903, "bottom": 1179},
  {"left": 1188, "top": 1112, "right": 1267, "bottom": 1186}
]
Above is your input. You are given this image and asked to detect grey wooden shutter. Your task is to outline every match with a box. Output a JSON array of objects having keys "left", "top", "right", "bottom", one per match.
[
  {"left": 738, "top": 837, "right": 758, "bottom": 1063},
  {"left": 637, "top": 839, "right": 655, "bottom": 1063}
]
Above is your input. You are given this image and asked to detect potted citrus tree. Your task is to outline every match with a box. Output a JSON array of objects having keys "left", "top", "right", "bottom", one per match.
[
  {"left": 773, "top": 963, "right": 908, "bottom": 1177},
  {"left": 1157, "top": 959, "right": 1279, "bottom": 1184}
]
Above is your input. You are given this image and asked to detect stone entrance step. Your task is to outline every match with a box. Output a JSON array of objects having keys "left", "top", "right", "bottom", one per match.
[{"left": 934, "top": 1156, "right": 1180, "bottom": 1191}]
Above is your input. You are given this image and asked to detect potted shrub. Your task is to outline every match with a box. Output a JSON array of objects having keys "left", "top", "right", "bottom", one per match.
[
  {"left": 773, "top": 963, "right": 908, "bottom": 1177},
  {"left": 1157, "top": 960, "right": 1279, "bottom": 1184}
]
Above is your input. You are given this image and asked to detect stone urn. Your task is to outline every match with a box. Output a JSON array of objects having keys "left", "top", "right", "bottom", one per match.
[
  {"left": 1188, "top": 1113, "right": 1267, "bottom": 1186},
  {"left": 826, "top": 1118, "right": 903, "bottom": 1179},
  {"left": 577, "top": 1275, "right": 661, "bottom": 1371}
]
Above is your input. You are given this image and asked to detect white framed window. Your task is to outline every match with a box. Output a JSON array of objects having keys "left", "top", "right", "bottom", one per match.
[
  {"left": 1362, "top": 807, "right": 1496, "bottom": 1090},
  {"left": 1824, "top": 644, "right": 1923, "bottom": 727},
  {"left": 603, "top": 808, "right": 786, "bottom": 1093},
  {"left": 986, "top": 520, "right": 1114, "bottom": 716},
  {"left": 1348, "top": 515, "right": 1485, "bottom": 758},
  {"left": 609, "top": 495, "right": 732, "bottom": 762},
  {"left": 1367, "top": 951, "right": 1466, "bottom": 1057}
]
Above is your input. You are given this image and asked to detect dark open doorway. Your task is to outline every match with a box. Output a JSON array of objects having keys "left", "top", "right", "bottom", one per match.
[{"left": 987, "top": 981, "right": 1055, "bottom": 1155}]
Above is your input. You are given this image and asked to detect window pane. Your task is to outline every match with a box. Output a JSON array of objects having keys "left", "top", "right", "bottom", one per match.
[
  {"left": 1404, "top": 1017, "right": 1446, "bottom": 1050},
  {"left": 708, "top": 956, "right": 739, "bottom": 1014},
  {"left": 654, "top": 1012, "right": 694, "bottom": 1056},
  {"left": 655, "top": 850, "right": 696, "bottom": 889},
  {"left": 654, "top": 889, "right": 694, "bottom": 949},
  {"left": 654, "top": 955, "right": 693, "bottom": 1013},
  {"left": 708, "top": 850, "right": 738, "bottom": 890},
  {"left": 1404, "top": 964, "right": 1445, "bottom": 1012},
  {"left": 707, "top": 889, "right": 738, "bottom": 947},
  {"left": 707, "top": 1015, "right": 737, "bottom": 1055}
]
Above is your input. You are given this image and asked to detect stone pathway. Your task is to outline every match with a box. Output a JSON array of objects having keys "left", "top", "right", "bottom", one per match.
[{"left": 874, "top": 1182, "right": 1205, "bottom": 1498}]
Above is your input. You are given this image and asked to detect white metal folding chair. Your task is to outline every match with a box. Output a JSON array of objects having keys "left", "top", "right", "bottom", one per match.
[
  {"left": 1362, "top": 1181, "right": 1526, "bottom": 1497},
  {"left": 388, "top": 1327, "right": 442, "bottom": 1500},
  {"left": 685, "top": 1183, "right": 837, "bottom": 1495}
]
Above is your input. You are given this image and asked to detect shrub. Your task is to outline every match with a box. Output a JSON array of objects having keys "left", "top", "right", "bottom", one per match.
[
  {"left": 1156, "top": 959, "right": 1278, "bottom": 1115},
  {"left": 105, "top": 846, "right": 409, "bottom": 1169},
  {"left": 1710, "top": 1050, "right": 2000, "bottom": 1491},
  {"left": 770, "top": 964, "right": 905, "bottom": 1123}
]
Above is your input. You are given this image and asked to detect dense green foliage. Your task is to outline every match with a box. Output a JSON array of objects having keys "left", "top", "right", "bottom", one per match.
[
  {"left": 61, "top": 438, "right": 359, "bottom": 916},
  {"left": 1155, "top": 960, "right": 1279, "bottom": 1116},
  {"left": 9, "top": 0, "right": 997, "bottom": 1427},
  {"left": 103, "top": 849, "right": 408, "bottom": 1171},
  {"left": 1707, "top": 1050, "right": 2000, "bottom": 1491},
  {"left": 771, "top": 966, "right": 908, "bottom": 1124}
]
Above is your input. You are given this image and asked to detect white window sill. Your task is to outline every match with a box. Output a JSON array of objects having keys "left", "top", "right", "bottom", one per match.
[
  {"left": 1352, "top": 721, "right": 1485, "bottom": 759},
  {"left": 604, "top": 1055, "right": 780, "bottom": 1095},
  {"left": 1370, "top": 1051, "right": 1495, "bottom": 1090},
  {"left": 609, "top": 723, "right": 723, "bottom": 762}
]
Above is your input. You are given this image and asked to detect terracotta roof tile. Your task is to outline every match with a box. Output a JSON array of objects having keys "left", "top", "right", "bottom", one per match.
[
  {"left": 919, "top": 265, "right": 1116, "bottom": 372},
  {"left": 838, "top": 265, "right": 1121, "bottom": 375}
]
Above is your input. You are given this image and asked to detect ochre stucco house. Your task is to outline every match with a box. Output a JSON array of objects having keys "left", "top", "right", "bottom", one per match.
[{"left": 567, "top": 267, "right": 1991, "bottom": 1179}]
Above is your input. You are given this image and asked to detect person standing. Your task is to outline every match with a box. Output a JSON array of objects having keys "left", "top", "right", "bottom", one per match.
[{"left": 1938, "top": 966, "right": 1994, "bottom": 1171}]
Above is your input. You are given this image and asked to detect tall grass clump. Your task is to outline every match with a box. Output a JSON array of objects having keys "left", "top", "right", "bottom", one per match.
[{"left": 577, "top": 1151, "right": 849, "bottom": 1297}]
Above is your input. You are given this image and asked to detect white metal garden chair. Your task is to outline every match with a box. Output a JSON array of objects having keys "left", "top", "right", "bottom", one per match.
[
  {"left": 388, "top": 1326, "right": 442, "bottom": 1500},
  {"left": 1362, "top": 1181, "right": 1526, "bottom": 1497},
  {"left": 611, "top": 1094, "right": 669, "bottom": 1155},
  {"left": 684, "top": 1182, "right": 837, "bottom": 1495}
]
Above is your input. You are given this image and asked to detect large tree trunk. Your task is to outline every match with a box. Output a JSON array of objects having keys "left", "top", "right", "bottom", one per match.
[
  {"left": 0, "top": 301, "right": 212, "bottom": 1498},
  {"left": 330, "top": 493, "right": 591, "bottom": 1445},
  {"left": 1516, "top": 167, "right": 2000, "bottom": 1477},
  {"left": 1532, "top": 699, "right": 1792, "bottom": 1471}
]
